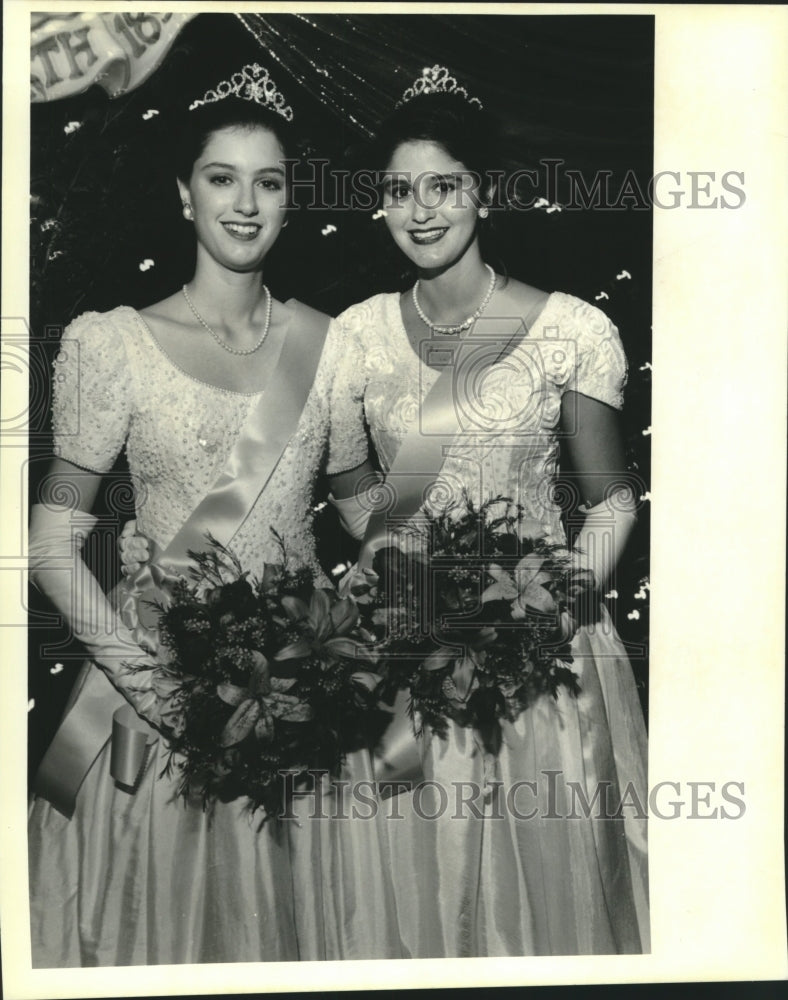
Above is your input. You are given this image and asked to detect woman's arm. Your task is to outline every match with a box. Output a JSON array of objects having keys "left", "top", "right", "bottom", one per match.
[
  {"left": 560, "top": 390, "right": 637, "bottom": 588},
  {"left": 38, "top": 455, "right": 103, "bottom": 512},
  {"left": 329, "top": 459, "right": 379, "bottom": 502},
  {"left": 31, "top": 304, "right": 167, "bottom": 721},
  {"left": 324, "top": 309, "right": 379, "bottom": 542},
  {"left": 560, "top": 390, "right": 628, "bottom": 504},
  {"left": 29, "top": 458, "right": 163, "bottom": 722},
  {"left": 327, "top": 459, "right": 381, "bottom": 541}
]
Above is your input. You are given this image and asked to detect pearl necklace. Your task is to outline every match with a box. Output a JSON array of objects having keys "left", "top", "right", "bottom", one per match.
[
  {"left": 182, "top": 284, "right": 272, "bottom": 356},
  {"left": 412, "top": 264, "right": 497, "bottom": 336}
]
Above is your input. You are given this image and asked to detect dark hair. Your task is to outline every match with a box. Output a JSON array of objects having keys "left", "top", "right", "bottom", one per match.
[
  {"left": 369, "top": 92, "right": 504, "bottom": 207},
  {"left": 172, "top": 98, "right": 296, "bottom": 183}
]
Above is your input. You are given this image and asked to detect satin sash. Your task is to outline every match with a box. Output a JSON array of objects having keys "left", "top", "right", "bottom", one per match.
[
  {"left": 35, "top": 301, "right": 331, "bottom": 818},
  {"left": 365, "top": 302, "right": 550, "bottom": 790},
  {"left": 360, "top": 300, "right": 550, "bottom": 567}
]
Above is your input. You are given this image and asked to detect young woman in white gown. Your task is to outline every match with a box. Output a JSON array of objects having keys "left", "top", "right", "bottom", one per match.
[
  {"left": 117, "top": 71, "right": 650, "bottom": 959},
  {"left": 27, "top": 68, "right": 401, "bottom": 966},
  {"left": 327, "top": 80, "right": 650, "bottom": 957}
]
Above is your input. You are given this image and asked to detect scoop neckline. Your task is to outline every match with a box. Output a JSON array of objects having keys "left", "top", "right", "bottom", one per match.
[
  {"left": 387, "top": 289, "right": 558, "bottom": 371},
  {"left": 124, "top": 301, "right": 298, "bottom": 398}
]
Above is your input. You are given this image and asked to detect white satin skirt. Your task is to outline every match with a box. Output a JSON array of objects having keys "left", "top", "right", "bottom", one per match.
[
  {"left": 29, "top": 607, "right": 647, "bottom": 963},
  {"left": 28, "top": 677, "right": 403, "bottom": 966},
  {"left": 378, "top": 609, "right": 650, "bottom": 957}
]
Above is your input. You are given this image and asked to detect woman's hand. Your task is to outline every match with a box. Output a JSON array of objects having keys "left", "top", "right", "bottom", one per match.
[
  {"left": 337, "top": 528, "right": 407, "bottom": 600},
  {"left": 337, "top": 561, "right": 379, "bottom": 603},
  {"left": 119, "top": 519, "right": 152, "bottom": 576},
  {"left": 566, "top": 565, "right": 601, "bottom": 627}
]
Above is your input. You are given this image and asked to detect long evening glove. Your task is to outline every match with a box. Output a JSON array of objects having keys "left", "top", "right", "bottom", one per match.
[
  {"left": 327, "top": 490, "right": 374, "bottom": 542},
  {"left": 569, "top": 487, "right": 637, "bottom": 624},
  {"left": 573, "top": 487, "right": 637, "bottom": 587},
  {"left": 29, "top": 503, "right": 163, "bottom": 726}
]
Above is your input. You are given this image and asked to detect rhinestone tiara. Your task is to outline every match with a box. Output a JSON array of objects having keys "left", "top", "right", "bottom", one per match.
[
  {"left": 189, "top": 63, "right": 293, "bottom": 121},
  {"left": 397, "top": 65, "right": 483, "bottom": 110}
]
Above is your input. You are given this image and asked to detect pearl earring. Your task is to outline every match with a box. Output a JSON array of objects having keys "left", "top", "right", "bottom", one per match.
[
  {"left": 182, "top": 203, "right": 193, "bottom": 220},
  {"left": 478, "top": 205, "right": 489, "bottom": 220}
]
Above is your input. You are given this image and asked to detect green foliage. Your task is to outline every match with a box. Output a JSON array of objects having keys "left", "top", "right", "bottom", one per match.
[
  {"left": 352, "top": 496, "right": 589, "bottom": 755},
  {"left": 150, "top": 532, "right": 377, "bottom": 820}
]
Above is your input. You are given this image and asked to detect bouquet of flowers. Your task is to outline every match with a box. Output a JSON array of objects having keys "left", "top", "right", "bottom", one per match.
[
  {"left": 143, "top": 532, "right": 379, "bottom": 819},
  {"left": 350, "top": 497, "right": 591, "bottom": 756}
]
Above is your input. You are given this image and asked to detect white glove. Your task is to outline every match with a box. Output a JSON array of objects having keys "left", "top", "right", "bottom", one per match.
[
  {"left": 327, "top": 490, "right": 374, "bottom": 541},
  {"left": 29, "top": 504, "right": 162, "bottom": 726},
  {"left": 572, "top": 487, "right": 637, "bottom": 589}
]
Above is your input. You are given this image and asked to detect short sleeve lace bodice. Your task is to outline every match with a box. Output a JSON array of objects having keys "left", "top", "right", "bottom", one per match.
[
  {"left": 335, "top": 290, "right": 627, "bottom": 542},
  {"left": 52, "top": 306, "right": 352, "bottom": 582}
]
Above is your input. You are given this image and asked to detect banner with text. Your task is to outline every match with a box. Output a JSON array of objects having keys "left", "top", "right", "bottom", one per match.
[{"left": 31, "top": 11, "right": 194, "bottom": 102}]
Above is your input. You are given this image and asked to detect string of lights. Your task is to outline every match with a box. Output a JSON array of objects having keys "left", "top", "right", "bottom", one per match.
[{"left": 232, "top": 12, "right": 652, "bottom": 171}]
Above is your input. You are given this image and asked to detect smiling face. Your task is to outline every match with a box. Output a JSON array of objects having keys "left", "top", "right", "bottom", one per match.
[
  {"left": 381, "top": 140, "right": 483, "bottom": 273},
  {"left": 177, "top": 125, "right": 288, "bottom": 274}
]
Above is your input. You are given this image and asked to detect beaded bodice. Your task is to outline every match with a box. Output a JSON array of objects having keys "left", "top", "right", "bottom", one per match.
[
  {"left": 336, "top": 291, "right": 628, "bottom": 541},
  {"left": 52, "top": 306, "right": 367, "bottom": 582}
]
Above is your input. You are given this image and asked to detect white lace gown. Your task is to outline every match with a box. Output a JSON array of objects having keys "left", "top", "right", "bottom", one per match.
[
  {"left": 27, "top": 305, "right": 401, "bottom": 965},
  {"left": 335, "top": 290, "right": 650, "bottom": 957}
]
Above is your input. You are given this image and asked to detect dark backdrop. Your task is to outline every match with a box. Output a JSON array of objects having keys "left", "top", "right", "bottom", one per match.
[{"left": 27, "top": 13, "right": 653, "bottom": 781}]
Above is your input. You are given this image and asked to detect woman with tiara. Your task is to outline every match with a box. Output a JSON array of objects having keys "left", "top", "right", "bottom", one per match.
[
  {"left": 27, "top": 64, "right": 401, "bottom": 966},
  {"left": 118, "top": 67, "right": 650, "bottom": 958},
  {"left": 326, "top": 69, "right": 650, "bottom": 957}
]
